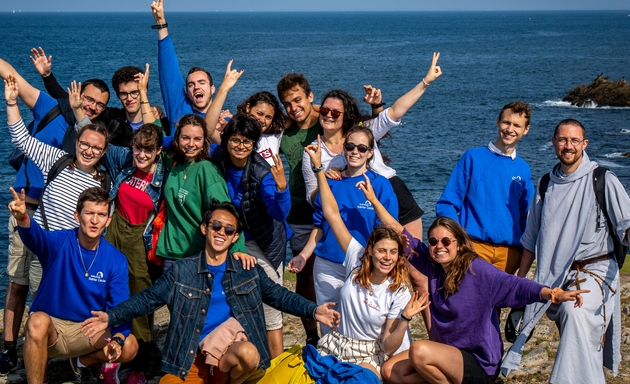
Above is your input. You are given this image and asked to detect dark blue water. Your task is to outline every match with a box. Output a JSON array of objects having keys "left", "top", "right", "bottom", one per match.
[{"left": 0, "top": 11, "right": 629, "bottom": 302}]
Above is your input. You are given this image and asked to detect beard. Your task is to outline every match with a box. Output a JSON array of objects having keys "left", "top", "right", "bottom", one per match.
[{"left": 557, "top": 149, "right": 582, "bottom": 166}]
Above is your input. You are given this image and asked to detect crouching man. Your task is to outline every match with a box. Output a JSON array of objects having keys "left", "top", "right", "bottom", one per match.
[
  {"left": 82, "top": 201, "right": 339, "bottom": 384},
  {"left": 7, "top": 186, "right": 138, "bottom": 383}
]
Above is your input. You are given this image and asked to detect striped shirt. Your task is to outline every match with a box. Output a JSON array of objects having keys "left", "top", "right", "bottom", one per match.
[{"left": 10, "top": 119, "right": 103, "bottom": 231}]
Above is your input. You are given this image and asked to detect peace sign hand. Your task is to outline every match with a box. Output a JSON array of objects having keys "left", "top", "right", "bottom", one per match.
[
  {"left": 270, "top": 154, "right": 287, "bottom": 192},
  {"left": 355, "top": 172, "right": 376, "bottom": 203},
  {"left": 151, "top": 0, "right": 165, "bottom": 23},
  {"left": 363, "top": 85, "right": 382, "bottom": 105},
  {"left": 305, "top": 135, "right": 323, "bottom": 168},
  {"left": 8, "top": 187, "right": 27, "bottom": 222},
  {"left": 424, "top": 52, "right": 442, "bottom": 85},
  {"left": 134, "top": 63, "right": 150, "bottom": 93}
]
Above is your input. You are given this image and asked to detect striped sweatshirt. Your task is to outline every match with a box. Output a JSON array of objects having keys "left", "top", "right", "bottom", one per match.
[{"left": 10, "top": 118, "right": 103, "bottom": 231}]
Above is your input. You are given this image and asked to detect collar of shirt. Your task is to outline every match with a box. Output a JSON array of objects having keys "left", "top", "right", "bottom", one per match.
[{"left": 487, "top": 141, "right": 516, "bottom": 160}]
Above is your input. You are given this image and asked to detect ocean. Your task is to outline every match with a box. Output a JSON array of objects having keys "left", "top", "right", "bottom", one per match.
[{"left": 0, "top": 11, "right": 628, "bottom": 302}]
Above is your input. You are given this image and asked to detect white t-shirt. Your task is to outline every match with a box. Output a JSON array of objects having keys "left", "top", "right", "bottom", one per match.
[
  {"left": 338, "top": 238, "right": 411, "bottom": 344},
  {"left": 302, "top": 108, "right": 401, "bottom": 205},
  {"left": 257, "top": 132, "right": 282, "bottom": 166}
]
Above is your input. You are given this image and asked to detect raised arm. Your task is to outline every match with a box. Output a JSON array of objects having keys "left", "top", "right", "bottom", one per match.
[
  {"left": 151, "top": 0, "right": 169, "bottom": 40},
  {"left": 387, "top": 52, "right": 442, "bottom": 122},
  {"left": 5, "top": 74, "right": 21, "bottom": 125},
  {"left": 0, "top": 57, "right": 40, "bottom": 109},
  {"left": 357, "top": 173, "right": 403, "bottom": 233},
  {"left": 362, "top": 85, "right": 384, "bottom": 118},
  {"left": 204, "top": 60, "right": 243, "bottom": 136},
  {"left": 29, "top": 47, "right": 67, "bottom": 99},
  {"left": 136, "top": 63, "right": 158, "bottom": 124}
]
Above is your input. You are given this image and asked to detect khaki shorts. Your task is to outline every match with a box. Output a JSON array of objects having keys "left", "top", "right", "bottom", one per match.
[
  {"left": 47, "top": 316, "right": 97, "bottom": 358},
  {"left": 7, "top": 211, "right": 42, "bottom": 298},
  {"left": 245, "top": 240, "right": 283, "bottom": 331},
  {"left": 472, "top": 240, "right": 522, "bottom": 275}
]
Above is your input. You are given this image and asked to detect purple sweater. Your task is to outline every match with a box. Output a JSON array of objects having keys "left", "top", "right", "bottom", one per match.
[{"left": 404, "top": 229, "right": 546, "bottom": 376}]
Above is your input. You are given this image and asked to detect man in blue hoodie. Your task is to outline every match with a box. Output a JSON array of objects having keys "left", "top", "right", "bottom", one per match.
[
  {"left": 8, "top": 186, "right": 137, "bottom": 384},
  {"left": 436, "top": 101, "right": 535, "bottom": 276}
]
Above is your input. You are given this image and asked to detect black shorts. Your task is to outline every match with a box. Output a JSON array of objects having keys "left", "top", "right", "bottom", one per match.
[
  {"left": 460, "top": 349, "right": 499, "bottom": 384},
  {"left": 389, "top": 175, "right": 424, "bottom": 225}
]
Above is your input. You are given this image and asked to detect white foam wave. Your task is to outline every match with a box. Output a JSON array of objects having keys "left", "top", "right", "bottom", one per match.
[
  {"left": 622, "top": 129, "right": 630, "bottom": 134},
  {"left": 595, "top": 159, "right": 627, "bottom": 168},
  {"left": 541, "top": 100, "right": 630, "bottom": 110},
  {"left": 539, "top": 142, "right": 553, "bottom": 151},
  {"left": 603, "top": 153, "right": 629, "bottom": 159}
]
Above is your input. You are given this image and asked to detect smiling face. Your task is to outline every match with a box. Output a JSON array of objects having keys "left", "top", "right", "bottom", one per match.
[
  {"left": 428, "top": 226, "right": 459, "bottom": 270},
  {"left": 178, "top": 124, "right": 205, "bottom": 162},
  {"left": 552, "top": 123, "right": 589, "bottom": 168},
  {"left": 81, "top": 84, "right": 109, "bottom": 120},
  {"left": 319, "top": 97, "right": 344, "bottom": 134},
  {"left": 117, "top": 81, "right": 140, "bottom": 114},
  {"left": 344, "top": 132, "right": 373, "bottom": 170},
  {"left": 132, "top": 144, "right": 162, "bottom": 173},
  {"left": 496, "top": 109, "right": 530, "bottom": 148},
  {"left": 227, "top": 133, "right": 254, "bottom": 165},
  {"left": 201, "top": 209, "right": 240, "bottom": 254},
  {"left": 281, "top": 86, "right": 314, "bottom": 123},
  {"left": 74, "top": 201, "right": 111, "bottom": 240},
  {"left": 186, "top": 71, "right": 214, "bottom": 112},
  {"left": 75, "top": 130, "right": 107, "bottom": 170},
  {"left": 369, "top": 238, "right": 399, "bottom": 276},
  {"left": 246, "top": 102, "right": 274, "bottom": 132}
]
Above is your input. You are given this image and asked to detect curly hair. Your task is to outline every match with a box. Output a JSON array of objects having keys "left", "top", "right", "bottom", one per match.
[
  {"left": 320, "top": 89, "right": 371, "bottom": 136},
  {"left": 498, "top": 101, "right": 532, "bottom": 126},
  {"left": 428, "top": 217, "right": 478, "bottom": 298},
  {"left": 111, "top": 66, "right": 144, "bottom": 95},
  {"left": 171, "top": 114, "right": 211, "bottom": 163},
  {"left": 236, "top": 91, "right": 286, "bottom": 135},
  {"left": 353, "top": 226, "right": 409, "bottom": 293},
  {"left": 71, "top": 123, "right": 109, "bottom": 182},
  {"left": 276, "top": 73, "right": 312, "bottom": 102}
]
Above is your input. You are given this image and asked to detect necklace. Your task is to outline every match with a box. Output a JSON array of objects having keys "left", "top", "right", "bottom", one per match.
[
  {"left": 77, "top": 236, "right": 99, "bottom": 278},
  {"left": 368, "top": 273, "right": 389, "bottom": 296},
  {"left": 182, "top": 161, "right": 195, "bottom": 180}
]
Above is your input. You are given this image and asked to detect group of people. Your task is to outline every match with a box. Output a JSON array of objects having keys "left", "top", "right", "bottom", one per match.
[{"left": 0, "top": 1, "right": 628, "bottom": 384}]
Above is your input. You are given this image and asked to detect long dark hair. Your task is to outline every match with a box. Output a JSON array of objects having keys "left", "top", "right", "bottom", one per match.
[
  {"left": 353, "top": 226, "right": 408, "bottom": 292},
  {"left": 236, "top": 91, "right": 286, "bottom": 135},
  {"left": 172, "top": 114, "right": 211, "bottom": 163},
  {"left": 72, "top": 123, "right": 109, "bottom": 182},
  {"left": 320, "top": 89, "right": 371, "bottom": 136},
  {"left": 220, "top": 113, "right": 263, "bottom": 155},
  {"left": 428, "top": 217, "right": 478, "bottom": 298}
]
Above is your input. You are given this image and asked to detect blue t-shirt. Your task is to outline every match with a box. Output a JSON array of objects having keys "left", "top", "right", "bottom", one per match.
[
  {"left": 14, "top": 92, "right": 69, "bottom": 200},
  {"left": 200, "top": 260, "right": 233, "bottom": 340},
  {"left": 129, "top": 120, "right": 143, "bottom": 131}
]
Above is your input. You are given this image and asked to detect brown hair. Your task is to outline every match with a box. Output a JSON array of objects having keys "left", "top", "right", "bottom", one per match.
[
  {"left": 276, "top": 73, "right": 312, "bottom": 102},
  {"left": 76, "top": 186, "right": 111, "bottom": 213},
  {"left": 554, "top": 118, "right": 586, "bottom": 139},
  {"left": 498, "top": 101, "right": 532, "bottom": 126},
  {"left": 172, "top": 114, "right": 211, "bottom": 163},
  {"left": 353, "top": 226, "right": 409, "bottom": 293},
  {"left": 133, "top": 123, "right": 163, "bottom": 152},
  {"left": 428, "top": 217, "right": 478, "bottom": 298},
  {"left": 187, "top": 67, "right": 213, "bottom": 87},
  {"left": 73, "top": 123, "right": 109, "bottom": 182}
]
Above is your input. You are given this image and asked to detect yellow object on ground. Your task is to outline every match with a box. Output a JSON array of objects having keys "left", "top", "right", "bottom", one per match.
[{"left": 243, "top": 345, "right": 314, "bottom": 384}]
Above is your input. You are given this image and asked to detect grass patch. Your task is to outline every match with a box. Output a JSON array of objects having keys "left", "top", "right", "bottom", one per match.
[
  {"left": 283, "top": 269, "right": 297, "bottom": 282},
  {"left": 620, "top": 257, "right": 630, "bottom": 275}
]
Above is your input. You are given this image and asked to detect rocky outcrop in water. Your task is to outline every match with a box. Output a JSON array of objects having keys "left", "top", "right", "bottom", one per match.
[{"left": 563, "top": 75, "right": 630, "bottom": 107}]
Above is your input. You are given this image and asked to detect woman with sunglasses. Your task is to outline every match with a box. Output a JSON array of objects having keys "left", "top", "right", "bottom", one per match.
[
  {"left": 289, "top": 126, "right": 398, "bottom": 336},
  {"left": 300, "top": 134, "right": 430, "bottom": 378},
  {"left": 209, "top": 113, "right": 291, "bottom": 359},
  {"left": 374, "top": 216, "right": 588, "bottom": 384}
]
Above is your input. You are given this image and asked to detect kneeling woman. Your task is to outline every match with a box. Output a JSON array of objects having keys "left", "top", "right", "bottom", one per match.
[
  {"left": 380, "top": 216, "right": 588, "bottom": 384},
  {"left": 211, "top": 113, "right": 291, "bottom": 359},
  {"left": 304, "top": 135, "right": 429, "bottom": 377}
]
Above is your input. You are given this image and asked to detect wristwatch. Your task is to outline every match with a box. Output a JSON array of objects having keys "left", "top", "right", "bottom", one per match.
[{"left": 111, "top": 335, "right": 125, "bottom": 349}]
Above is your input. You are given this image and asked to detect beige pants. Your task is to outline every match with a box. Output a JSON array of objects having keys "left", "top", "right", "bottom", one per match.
[
  {"left": 245, "top": 240, "right": 283, "bottom": 331},
  {"left": 7, "top": 210, "right": 42, "bottom": 298}
]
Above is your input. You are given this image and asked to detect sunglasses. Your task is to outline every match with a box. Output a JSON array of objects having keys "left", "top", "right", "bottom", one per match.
[
  {"left": 428, "top": 237, "right": 458, "bottom": 247},
  {"left": 209, "top": 221, "right": 236, "bottom": 236},
  {"left": 319, "top": 107, "right": 343, "bottom": 119},
  {"left": 344, "top": 143, "right": 372, "bottom": 153}
]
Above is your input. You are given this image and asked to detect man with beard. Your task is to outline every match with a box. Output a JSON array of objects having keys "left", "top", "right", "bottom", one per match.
[{"left": 502, "top": 119, "right": 630, "bottom": 384}]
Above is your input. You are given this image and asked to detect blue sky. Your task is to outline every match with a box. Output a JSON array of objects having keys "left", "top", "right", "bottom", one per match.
[{"left": 2, "top": 0, "right": 629, "bottom": 12}]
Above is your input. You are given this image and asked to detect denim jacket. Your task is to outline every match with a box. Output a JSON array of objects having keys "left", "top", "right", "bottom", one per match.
[
  {"left": 106, "top": 252, "right": 318, "bottom": 379},
  {"left": 102, "top": 144, "right": 167, "bottom": 251}
]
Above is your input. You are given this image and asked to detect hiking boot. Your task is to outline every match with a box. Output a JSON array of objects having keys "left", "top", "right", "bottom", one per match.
[
  {"left": 98, "top": 363, "right": 120, "bottom": 384},
  {"left": 125, "top": 371, "right": 147, "bottom": 384},
  {"left": 69, "top": 357, "right": 95, "bottom": 384},
  {"left": 0, "top": 348, "right": 18, "bottom": 376}
]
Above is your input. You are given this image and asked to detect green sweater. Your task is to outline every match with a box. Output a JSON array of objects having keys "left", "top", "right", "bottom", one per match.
[{"left": 156, "top": 157, "right": 246, "bottom": 259}]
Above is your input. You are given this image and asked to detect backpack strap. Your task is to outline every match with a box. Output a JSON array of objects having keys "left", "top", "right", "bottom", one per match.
[
  {"left": 592, "top": 166, "right": 627, "bottom": 268},
  {"left": 39, "top": 154, "right": 74, "bottom": 231},
  {"left": 22, "top": 105, "right": 63, "bottom": 193},
  {"left": 100, "top": 168, "right": 112, "bottom": 192},
  {"left": 539, "top": 173, "right": 552, "bottom": 203}
]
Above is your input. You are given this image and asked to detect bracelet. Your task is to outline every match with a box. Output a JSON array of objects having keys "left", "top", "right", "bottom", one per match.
[
  {"left": 19, "top": 215, "right": 28, "bottom": 222},
  {"left": 550, "top": 287, "right": 562, "bottom": 304},
  {"left": 151, "top": 23, "right": 168, "bottom": 29},
  {"left": 140, "top": 101, "right": 150, "bottom": 104},
  {"left": 312, "top": 165, "right": 324, "bottom": 173},
  {"left": 371, "top": 102, "right": 386, "bottom": 109},
  {"left": 6, "top": 100, "right": 18, "bottom": 107},
  {"left": 400, "top": 313, "right": 413, "bottom": 322},
  {"left": 110, "top": 335, "right": 125, "bottom": 349},
  {"left": 421, "top": 78, "right": 429, "bottom": 87}
]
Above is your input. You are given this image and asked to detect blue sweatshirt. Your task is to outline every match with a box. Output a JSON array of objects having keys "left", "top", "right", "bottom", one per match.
[
  {"left": 435, "top": 147, "right": 534, "bottom": 247},
  {"left": 313, "top": 170, "right": 399, "bottom": 264},
  {"left": 226, "top": 166, "right": 291, "bottom": 240},
  {"left": 158, "top": 35, "right": 205, "bottom": 133},
  {"left": 18, "top": 221, "right": 131, "bottom": 337},
  {"left": 14, "top": 92, "right": 69, "bottom": 200}
]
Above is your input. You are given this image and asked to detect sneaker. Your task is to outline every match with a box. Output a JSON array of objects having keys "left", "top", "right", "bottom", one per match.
[
  {"left": 98, "top": 363, "right": 120, "bottom": 384},
  {"left": 0, "top": 348, "right": 18, "bottom": 376},
  {"left": 69, "top": 357, "right": 94, "bottom": 384},
  {"left": 125, "top": 371, "right": 147, "bottom": 384}
]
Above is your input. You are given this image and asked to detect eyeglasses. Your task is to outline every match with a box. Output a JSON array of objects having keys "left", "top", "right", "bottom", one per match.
[
  {"left": 229, "top": 137, "right": 254, "bottom": 149},
  {"left": 344, "top": 143, "right": 372, "bottom": 153},
  {"left": 83, "top": 95, "right": 106, "bottom": 112},
  {"left": 78, "top": 140, "right": 105, "bottom": 155},
  {"left": 210, "top": 221, "right": 236, "bottom": 236},
  {"left": 132, "top": 145, "right": 157, "bottom": 155},
  {"left": 319, "top": 107, "right": 343, "bottom": 119},
  {"left": 118, "top": 90, "right": 140, "bottom": 100},
  {"left": 428, "top": 237, "right": 458, "bottom": 247},
  {"left": 555, "top": 137, "right": 584, "bottom": 147}
]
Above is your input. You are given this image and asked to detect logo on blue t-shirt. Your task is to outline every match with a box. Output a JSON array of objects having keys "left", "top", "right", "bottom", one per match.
[
  {"left": 89, "top": 271, "right": 106, "bottom": 283},
  {"left": 357, "top": 200, "right": 374, "bottom": 210}
]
